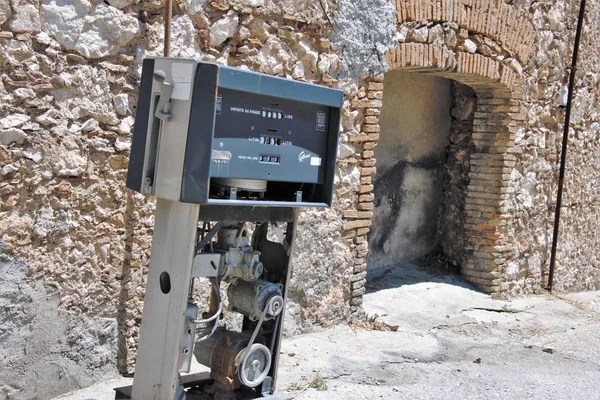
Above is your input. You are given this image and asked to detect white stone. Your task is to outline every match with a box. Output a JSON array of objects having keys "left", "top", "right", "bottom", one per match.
[
  {"left": 231, "top": 0, "right": 264, "bottom": 6},
  {"left": 547, "top": 8, "right": 565, "bottom": 32},
  {"left": 187, "top": 0, "right": 207, "bottom": 14},
  {"left": 33, "top": 207, "right": 54, "bottom": 238},
  {"left": 428, "top": 24, "right": 444, "bottom": 46},
  {"left": 396, "top": 25, "right": 409, "bottom": 43},
  {"left": 41, "top": 1, "right": 140, "bottom": 58},
  {"left": 14, "top": 87, "right": 36, "bottom": 100},
  {"left": 114, "top": 136, "right": 131, "bottom": 152},
  {"left": 23, "top": 148, "right": 43, "bottom": 163},
  {"left": 238, "top": 26, "right": 250, "bottom": 41},
  {"left": 2, "top": 132, "right": 21, "bottom": 150},
  {"left": 0, "top": 113, "right": 30, "bottom": 129},
  {"left": 0, "top": 0, "right": 11, "bottom": 25},
  {"left": 341, "top": 166, "right": 360, "bottom": 187},
  {"left": 8, "top": 0, "right": 41, "bottom": 33},
  {"left": 297, "top": 39, "right": 318, "bottom": 72},
  {"left": 4, "top": 39, "right": 32, "bottom": 62},
  {"left": 412, "top": 26, "right": 428, "bottom": 43},
  {"left": 571, "top": 88, "right": 592, "bottom": 124},
  {"left": 99, "top": 243, "right": 110, "bottom": 259},
  {"left": 248, "top": 37, "right": 284, "bottom": 75},
  {"left": 291, "top": 61, "right": 304, "bottom": 79},
  {"left": 317, "top": 54, "right": 331, "bottom": 74},
  {"left": 445, "top": 29, "right": 457, "bottom": 48},
  {"left": 81, "top": 118, "right": 100, "bottom": 132},
  {"left": 118, "top": 116, "right": 135, "bottom": 134},
  {"left": 56, "top": 149, "right": 87, "bottom": 177},
  {"left": 88, "top": 137, "right": 111, "bottom": 152},
  {"left": 1, "top": 164, "right": 18, "bottom": 175},
  {"left": 35, "top": 109, "right": 60, "bottom": 126},
  {"left": 338, "top": 144, "right": 356, "bottom": 159},
  {"left": 521, "top": 172, "right": 537, "bottom": 209},
  {"left": 34, "top": 31, "right": 55, "bottom": 46},
  {"left": 463, "top": 39, "right": 477, "bottom": 53},
  {"left": 590, "top": 122, "right": 600, "bottom": 138},
  {"left": 55, "top": 66, "right": 118, "bottom": 125},
  {"left": 556, "top": 86, "right": 569, "bottom": 107},
  {"left": 508, "top": 58, "right": 523, "bottom": 75},
  {"left": 107, "top": 0, "right": 136, "bottom": 8},
  {"left": 210, "top": 13, "right": 239, "bottom": 47},
  {"left": 342, "top": 103, "right": 358, "bottom": 131},
  {"left": 113, "top": 94, "right": 129, "bottom": 116}
]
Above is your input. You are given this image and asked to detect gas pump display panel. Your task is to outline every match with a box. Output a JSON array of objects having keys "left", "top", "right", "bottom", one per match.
[{"left": 126, "top": 58, "right": 343, "bottom": 207}]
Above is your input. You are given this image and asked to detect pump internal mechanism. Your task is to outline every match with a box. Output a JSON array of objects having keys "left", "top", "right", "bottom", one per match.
[{"left": 181, "top": 220, "right": 290, "bottom": 399}]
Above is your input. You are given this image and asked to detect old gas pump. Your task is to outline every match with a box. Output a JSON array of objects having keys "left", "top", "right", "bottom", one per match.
[{"left": 115, "top": 58, "right": 342, "bottom": 399}]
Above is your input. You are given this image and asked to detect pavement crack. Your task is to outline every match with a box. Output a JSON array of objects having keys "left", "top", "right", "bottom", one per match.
[{"left": 430, "top": 321, "right": 479, "bottom": 330}]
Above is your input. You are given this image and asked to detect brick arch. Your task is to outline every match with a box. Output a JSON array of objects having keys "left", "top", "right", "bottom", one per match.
[
  {"left": 394, "top": 0, "right": 536, "bottom": 65},
  {"left": 342, "top": 2, "right": 536, "bottom": 306},
  {"left": 345, "top": 42, "right": 536, "bottom": 309},
  {"left": 384, "top": 42, "right": 522, "bottom": 292}
]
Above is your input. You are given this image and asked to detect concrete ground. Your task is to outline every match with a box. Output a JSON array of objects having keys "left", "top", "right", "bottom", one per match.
[{"left": 54, "top": 264, "right": 600, "bottom": 400}]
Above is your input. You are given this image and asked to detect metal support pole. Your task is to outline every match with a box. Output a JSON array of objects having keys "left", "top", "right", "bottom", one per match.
[
  {"left": 164, "top": 0, "right": 172, "bottom": 57},
  {"left": 131, "top": 199, "right": 200, "bottom": 399},
  {"left": 547, "top": 0, "right": 586, "bottom": 292}
]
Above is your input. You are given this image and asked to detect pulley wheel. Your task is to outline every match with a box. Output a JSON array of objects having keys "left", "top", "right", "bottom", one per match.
[{"left": 238, "top": 344, "right": 272, "bottom": 388}]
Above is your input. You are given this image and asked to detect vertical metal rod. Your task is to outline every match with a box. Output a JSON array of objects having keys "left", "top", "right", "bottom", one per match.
[
  {"left": 164, "top": 0, "right": 173, "bottom": 57},
  {"left": 547, "top": 0, "right": 586, "bottom": 292}
]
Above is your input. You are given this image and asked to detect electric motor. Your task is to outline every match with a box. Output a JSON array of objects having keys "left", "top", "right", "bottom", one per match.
[
  {"left": 193, "top": 329, "right": 272, "bottom": 391},
  {"left": 228, "top": 280, "right": 284, "bottom": 321}
]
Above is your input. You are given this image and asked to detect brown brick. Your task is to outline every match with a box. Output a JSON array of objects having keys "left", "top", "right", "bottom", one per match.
[
  {"left": 351, "top": 279, "right": 366, "bottom": 290},
  {"left": 342, "top": 219, "right": 371, "bottom": 230},
  {"left": 360, "top": 176, "right": 372, "bottom": 184},
  {"left": 356, "top": 227, "right": 370, "bottom": 236},
  {"left": 368, "top": 82, "right": 384, "bottom": 91},
  {"left": 357, "top": 202, "right": 374, "bottom": 211},
  {"left": 356, "top": 249, "right": 368, "bottom": 258},
  {"left": 362, "top": 124, "right": 380, "bottom": 133},
  {"left": 350, "top": 296, "right": 363, "bottom": 306},
  {"left": 363, "top": 142, "right": 376, "bottom": 150},
  {"left": 361, "top": 167, "right": 374, "bottom": 176},
  {"left": 362, "top": 159, "right": 376, "bottom": 167},
  {"left": 342, "top": 229, "right": 356, "bottom": 239},
  {"left": 351, "top": 99, "right": 382, "bottom": 108},
  {"left": 348, "top": 133, "right": 379, "bottom": 142},
  {"left": 343, "top": 210, "right": 374, "bottom": 219},
  {"left": 365, "top": 116, "right": 379, "bottom": 124},
  {"left": 358, "top": 184, "right": 374, "bottom": 194},
  {"left": 362, "top": 150, "right": 374, "bottom": 159},
  {"left": 359, "top": 193, "right": 374, "bottom": 202},
  {"left": 353, "top": 263, "right": 367, "bottom": 274},
  {"left": 367, "top": 91, "right": 383, "bottom": 100},
  {"left": 364, "top": 108, "right": 381, "bottom": 116}
]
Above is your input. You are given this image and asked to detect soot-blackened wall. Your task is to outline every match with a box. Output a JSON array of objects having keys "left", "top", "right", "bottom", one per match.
[{"left": 368, "top": 71, "right": 452, "bottom": 271}]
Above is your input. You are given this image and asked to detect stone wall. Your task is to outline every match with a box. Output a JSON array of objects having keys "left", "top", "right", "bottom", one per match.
[{"left": 1, "top": 0, "right": 600, "bottom": 397}]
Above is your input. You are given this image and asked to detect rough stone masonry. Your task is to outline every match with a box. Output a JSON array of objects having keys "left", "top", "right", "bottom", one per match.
[{"left": 0, "top": 0, "right": 599, "bottom": 398}]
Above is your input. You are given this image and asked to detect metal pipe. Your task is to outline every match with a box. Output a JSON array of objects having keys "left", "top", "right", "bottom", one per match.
[
  {"left": 164, "top": 0, "right": 172, "bottom": 57},
  {"left": 547, "top": 0, "right": 586, "bottom": 292}
]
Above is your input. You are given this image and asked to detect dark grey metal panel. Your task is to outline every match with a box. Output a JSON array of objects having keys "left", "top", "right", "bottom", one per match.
[
  {"left": 205, "top": 199, "right": 329, "bottom": 208},
  {"left": 181, "top": 62, "right": 219, "bottom": 204},
  {"left": 210, "top": 87, "right": 330, "bottom": 184},
  {"left": 322, "top": 107, "right": 342, "bottom": 206},
  {"left": 126, "top": 58, "right": 155, "bottom": 192},
  {"left": 218, "top": 65, "right": 343, "bottom": 108},
  {"left": 198, "top": 205, "right": 295, "bottom": 222}
]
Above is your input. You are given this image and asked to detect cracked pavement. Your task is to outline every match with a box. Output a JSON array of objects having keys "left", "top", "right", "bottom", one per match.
[
  {"left": 54, "top": 263, "right": 600, "bottom": 400},
  {"left": 276, "top": 264, "right": 600, "bottom": 399}
]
